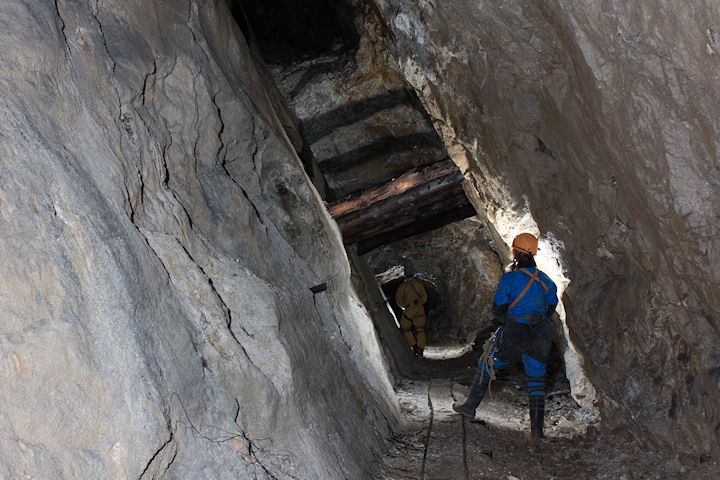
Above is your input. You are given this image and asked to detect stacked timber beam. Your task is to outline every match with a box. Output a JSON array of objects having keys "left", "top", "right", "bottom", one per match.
[{"left": 328, "top": 159, "right": 476, "bottom": 254}]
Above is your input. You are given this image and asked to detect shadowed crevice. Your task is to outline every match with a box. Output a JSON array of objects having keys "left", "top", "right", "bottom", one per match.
[
  {"left": 301, "top": 88, "right": 413, "bottom": 143},
  {"left": 319, "top": 131, "right": 444, "bottom": 173}
]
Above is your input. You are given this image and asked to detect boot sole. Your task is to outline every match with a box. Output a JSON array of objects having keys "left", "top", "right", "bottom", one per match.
[{"left": 452, "top": 405, "right": 476, "bottom": 419}]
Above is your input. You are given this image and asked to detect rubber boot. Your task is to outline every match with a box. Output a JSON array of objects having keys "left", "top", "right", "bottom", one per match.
[
  {"left": 452, "top": 374, "right": 490, "bottom": 418},
  {"left": 529, "top": 395, "right": 545, "bottom": 439},
  {"left": 415, "top": 328, "right": 425, "bottom": 358}
]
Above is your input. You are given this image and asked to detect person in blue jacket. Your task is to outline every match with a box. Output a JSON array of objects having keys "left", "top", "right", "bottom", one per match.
[{"left": 453, "top": 233, "right": 558, "bottom": 439}]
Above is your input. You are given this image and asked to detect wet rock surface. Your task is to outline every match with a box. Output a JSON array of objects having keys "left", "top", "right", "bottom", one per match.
[
  {"left": 368, "top": 0, "right": 720, "bottom": 463},
  {"left": 0, "top": 1, "right": 397, "bottom": 478}
]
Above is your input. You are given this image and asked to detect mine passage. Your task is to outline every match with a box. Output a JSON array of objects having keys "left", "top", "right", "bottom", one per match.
[
  {"left": 236, "top": 0, "right": 608, "bottom": 477},
  {"left": 6, "top": 0, "right": 714, "bottom": 478}
]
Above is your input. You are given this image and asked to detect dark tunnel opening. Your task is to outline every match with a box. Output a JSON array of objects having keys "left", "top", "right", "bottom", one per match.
[
  {"left": 380, "top": 272, "right": 567, "bottom": 389},
  {"left": 234, "top": 0, "right": 592, "bottom": 445},
  {"left": 382, "top": 276, "right": 444, "bottom": 338},
  {"left": 233, "top": 0, "right": 360, "bottom": 61},
  {"left": 236, "top": 0, "right": 573, "bottom": 396}
]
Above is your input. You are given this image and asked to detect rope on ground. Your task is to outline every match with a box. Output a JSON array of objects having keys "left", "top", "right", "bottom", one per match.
[{"left": 454, "top": 389, "right": 470, "bottom": 480}]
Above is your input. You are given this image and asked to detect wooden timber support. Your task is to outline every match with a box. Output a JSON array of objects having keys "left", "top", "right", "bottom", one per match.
[{"left": 327, "top": 158, "right": 477, "bottom": 254}]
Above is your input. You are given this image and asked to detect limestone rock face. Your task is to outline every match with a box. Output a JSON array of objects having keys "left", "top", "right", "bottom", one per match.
[
  {"left": 370, "top": 0, "right": 720, "bottom": 459},
  {"left": 0, "top": 1, "right": 396, "bottom": 478}
]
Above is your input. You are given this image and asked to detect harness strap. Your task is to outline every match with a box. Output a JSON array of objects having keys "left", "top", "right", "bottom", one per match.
[
  {"left": 402, "top": 308, "right": 425, "bottom": 322},
  {"left": 509, "top": 312, "right": 545, "bottom": 324},
  {"left": 508, "top": 269, "right": 537, "bottom": 310},
  {"left": 408, "top": 279, "right": 426, "bottom": 305},
  {"left": 398, "top": 279, "right": 426, "bottom": 307},
  {"left": 519, "top": 268, "right": 549, "bottom": 292},
  {"left": 508, "top": 268, "right": 548, "bottom": 311}
]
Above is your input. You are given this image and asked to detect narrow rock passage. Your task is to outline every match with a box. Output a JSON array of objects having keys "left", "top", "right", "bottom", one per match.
[{"left": 377, "top": 351, "right": 681, "bottom": 480}]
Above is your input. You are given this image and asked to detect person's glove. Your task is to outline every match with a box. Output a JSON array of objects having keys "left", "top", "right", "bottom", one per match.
[{"left": 490, "top": 301, "right": 508, "bottom": 326}]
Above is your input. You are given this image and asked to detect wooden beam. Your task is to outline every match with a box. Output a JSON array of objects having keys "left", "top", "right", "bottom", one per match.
[
  {"left": 327, "top": 158, "right": 460, "bottom": 217},
  {"left": 356, "top": 200, "right": 476, "bottom": 255},
  {"left": 328, "top": 159, "right": 476, "bottom": 252}
]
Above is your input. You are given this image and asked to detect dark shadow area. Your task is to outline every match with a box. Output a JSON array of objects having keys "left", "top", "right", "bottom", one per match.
[
  {"left": 356, "top": 201, "right": 477, "bottom": 255},
  {"left": 301, "top": 88, "right": 412, "bottom": 143},
  {"left": 233, "top": 0, "right": 359, "bottom": 61},
  {"left": 319, "top": 132, "right": 444, "bottom": 174}
]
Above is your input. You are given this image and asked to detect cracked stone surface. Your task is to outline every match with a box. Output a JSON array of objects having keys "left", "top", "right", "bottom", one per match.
[
  {"left": 3, "top": 0, "right": 720, "bottom": 477},
  {"left": 369, "top": 0, "right": 720, "bottom": 465},
  {"left": 0, "top": 1, "right": 397, "bottom": 478}
]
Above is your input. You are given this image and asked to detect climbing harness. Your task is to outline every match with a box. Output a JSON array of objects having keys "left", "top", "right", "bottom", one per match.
[
  {"left": 508, "top": 268, "right": 549, "bottom": 310},
  {"left": 408, "top": 279, "right": 426, "bottom": 305},
  {"left": 396, "top": 277, "right": 427, "bottom": 307},
  {"left": 478, "top": 326, "right": 502, "bottom": 393}
]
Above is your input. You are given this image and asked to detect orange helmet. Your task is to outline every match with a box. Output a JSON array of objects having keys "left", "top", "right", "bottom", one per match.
[{"left": 512, "top": 233, "right": 539, "bottom": 255}]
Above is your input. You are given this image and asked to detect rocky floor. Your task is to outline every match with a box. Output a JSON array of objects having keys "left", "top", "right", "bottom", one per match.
[{"left": 376, "top": 346, "right": 718, "bottom": 480}]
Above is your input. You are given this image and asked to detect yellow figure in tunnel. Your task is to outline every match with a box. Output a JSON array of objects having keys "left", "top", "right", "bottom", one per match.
[{"left": 395, "top": 270, "right": 428, "bottom": 357}]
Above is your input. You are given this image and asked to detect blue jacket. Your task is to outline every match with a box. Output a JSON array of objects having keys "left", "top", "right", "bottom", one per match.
[{"left": 493, "top": 267, "right": 558, "bottom": 320}]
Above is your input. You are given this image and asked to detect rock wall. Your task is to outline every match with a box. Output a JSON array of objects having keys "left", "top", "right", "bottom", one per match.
[
  {"left": 0, "top": 1, "right": 397, "bottom": 478},
  {"left": 369, "top": 0, "right": 720, "bottom": 460},
  {"left": 264, "top": 4, "right": 447, "bottom": 201}
]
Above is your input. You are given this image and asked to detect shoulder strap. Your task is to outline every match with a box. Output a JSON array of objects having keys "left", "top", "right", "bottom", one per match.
[
  {"left": 508, "top": 268, "right": 548, "bottom": 310},
  {"left": 508, "top": 270, "right": 537, "bottom": 310},
  {"left": 408, "top": 279, "right": 426, "bottom": 303},
  {"left": 519, "top": 268, "right": 549, "bottom": 292}
]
